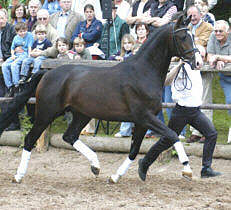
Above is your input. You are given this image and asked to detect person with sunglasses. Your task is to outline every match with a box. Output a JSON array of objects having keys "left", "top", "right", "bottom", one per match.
[
  {"left": 207, "top": 20, "right": 231, "bottom": 143},
  {"left": 29, "top": 9, "right": 58, "bottom": 58},
  {"left": 33, "top": 0, "right": 83, "bottom": 58}
]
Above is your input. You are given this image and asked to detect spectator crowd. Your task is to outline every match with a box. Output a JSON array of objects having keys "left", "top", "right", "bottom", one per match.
[{"left": 0, "top": 0, "right": 230, "bottom": 144}]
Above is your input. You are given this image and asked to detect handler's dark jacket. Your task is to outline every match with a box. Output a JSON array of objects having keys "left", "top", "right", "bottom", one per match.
[
  {"left": 1, "top": 22, "right": 17, "bottom": 61},
  {"left": 71, "top": 17, "right": 103, "bottom": 47}
]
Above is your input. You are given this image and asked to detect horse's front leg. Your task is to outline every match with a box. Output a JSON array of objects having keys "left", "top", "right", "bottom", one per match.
[{"left": 109, "top": 125, "right": 146, "bottom": 183}]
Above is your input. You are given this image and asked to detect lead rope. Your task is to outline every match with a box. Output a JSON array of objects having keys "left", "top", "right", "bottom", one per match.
[{"left": 173, "top": 61, "right": 193, "bottom": 91}]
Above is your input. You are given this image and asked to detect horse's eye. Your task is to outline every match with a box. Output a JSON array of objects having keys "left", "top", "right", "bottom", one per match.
[{"left": 180, "top": 35, "right": 187, "bottom": 41}]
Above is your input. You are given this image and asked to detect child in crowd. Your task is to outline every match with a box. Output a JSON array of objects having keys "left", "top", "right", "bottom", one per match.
[
  {"left": 72, "top": 37, "right": 94, "bottom": 135},
  {"left": 2, "top": 22, "right": 34, "bottom": 97},
  {"left": 109, "top": 34, "right": 135, "bottom": 61},
  {"left": 73, "top": 37, "right": 92, "bottom": 60},
  {"left": 19, "top": 24, "right": 52, "bottom": 83},
  {"left": 200, "top": 0, "right": 215, "bottom": 26},
  {"left": 112, "top": 34, "right": 136, "bottom": 138},
  {"left": 56, "top": 37, "right": 74, "bottom": 59},
  {"left": 194, "top": 0, "right": 215, "bottom": 26}
]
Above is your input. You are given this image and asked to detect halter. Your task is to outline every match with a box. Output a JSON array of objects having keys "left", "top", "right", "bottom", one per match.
[{"left": 172, "top": 25, "right": 199, "bottom": 63}]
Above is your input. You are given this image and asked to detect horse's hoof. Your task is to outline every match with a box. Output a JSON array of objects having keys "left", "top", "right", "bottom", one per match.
[
  {"left": 108, "top": 174, "right": 120, "bottom": 184},
  {"left": 91, "top": 165, "right": 100, "bottom": 176},
  {"left": 182, "top": 166, "right": 193, "bottom": 180},
  {"left": 12, "top": 176, "right": 22, "bottom": 184},
  {"left": 138, "top": 158, "right": 147, "bottom": 181}
]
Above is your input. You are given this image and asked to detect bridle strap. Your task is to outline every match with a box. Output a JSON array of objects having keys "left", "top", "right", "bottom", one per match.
[{"left": 172, "top": 24, "right": 198, "bottom": 62}]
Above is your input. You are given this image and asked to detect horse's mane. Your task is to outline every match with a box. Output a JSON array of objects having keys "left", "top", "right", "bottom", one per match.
[{"left": 131, "top": 23, "right": 172, "bottom": 59}]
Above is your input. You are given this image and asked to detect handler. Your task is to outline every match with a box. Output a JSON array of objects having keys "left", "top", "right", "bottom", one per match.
[{"left": 138, "top": 60, "right": 222, "bottom": 181}]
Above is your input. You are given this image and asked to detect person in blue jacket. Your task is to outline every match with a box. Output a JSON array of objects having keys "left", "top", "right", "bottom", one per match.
[
  {"left": 42, "top": 0, "right": 61, "bottom": 15},
  {"left": 71, "top": 4, "right": 102, "bottom": 47}
]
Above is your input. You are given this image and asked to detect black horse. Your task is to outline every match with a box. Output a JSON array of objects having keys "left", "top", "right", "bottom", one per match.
[{"left": 0, "top": 14, "right": 202, "bottom": 183}]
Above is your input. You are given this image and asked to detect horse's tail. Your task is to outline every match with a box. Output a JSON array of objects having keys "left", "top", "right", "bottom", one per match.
[{"left": 0, "top": 70, "right": 48, "bottom": 136}]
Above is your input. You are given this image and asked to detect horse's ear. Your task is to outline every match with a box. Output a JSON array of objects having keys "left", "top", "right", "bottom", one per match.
[
  {"left": 174, "top": 14, "right": 184, "bottom": 29},
  {"left": 183, "top": 15, "right": 192, "bottom": 26},
  {"left": 174, "top": 13, "right": 191, "bottom": 29}
]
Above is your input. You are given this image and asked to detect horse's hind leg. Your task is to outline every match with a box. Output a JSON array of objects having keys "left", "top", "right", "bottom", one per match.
[
  {"left": 14, "top": 116, "right": 55, "bottom": 183},
  {"left": 62, "top": 111, "right": 100, "bottom": 176},
  {"left": 109, "top": 125, "right": 146, "bottom": 183}
]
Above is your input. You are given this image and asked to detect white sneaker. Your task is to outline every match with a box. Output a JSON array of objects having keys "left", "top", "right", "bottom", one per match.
[
  {"left": 179, "top": 135, "right": 185, "bottom": 140},
  {"left": 114, "top": 132, "right": 123, "bottom": 138},
  {"left": 228, "top": 128, "right": 231, "bottom": 143}
]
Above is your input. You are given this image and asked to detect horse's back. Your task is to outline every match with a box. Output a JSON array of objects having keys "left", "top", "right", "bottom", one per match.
[{"left": 36, "top": 63, "right": 136, "bottom": 120}]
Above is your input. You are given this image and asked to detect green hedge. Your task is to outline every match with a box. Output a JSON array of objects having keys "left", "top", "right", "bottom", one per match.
[{"left": 0, "top": 0, "right": 27, "bottom": 9}]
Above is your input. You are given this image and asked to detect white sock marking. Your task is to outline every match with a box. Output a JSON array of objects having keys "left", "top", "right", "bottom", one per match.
[
  {"left": 15, "top": 149, "right": 31, "bottom": 182},
  {"left": 174, "top": 141, "right": 189, "bottom": 164},
  {"left": 73, "top": 140, "right": 100, "bottom": 168}
]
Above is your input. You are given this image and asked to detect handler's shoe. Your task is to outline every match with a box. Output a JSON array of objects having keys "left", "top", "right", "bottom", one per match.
[
  {"left": 138, "top": 158, "right": 148, "bottom": 181},
  {"left": 201, "top": 167, "right": 222, "bottom": 178}
]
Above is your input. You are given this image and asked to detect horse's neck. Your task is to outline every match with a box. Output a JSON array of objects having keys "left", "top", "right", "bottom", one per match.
[{"left": 135, "top": 32, "right": 172, "bottom": 82}]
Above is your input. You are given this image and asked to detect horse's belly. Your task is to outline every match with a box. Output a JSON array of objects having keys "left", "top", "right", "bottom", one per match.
[{"left": 71, "top": 94, "right": 131, "bottom": 121}]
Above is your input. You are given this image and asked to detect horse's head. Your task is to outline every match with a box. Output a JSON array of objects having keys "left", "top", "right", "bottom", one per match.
[{"left": 172, "top": 13, "right": 203, "bottom": 69}]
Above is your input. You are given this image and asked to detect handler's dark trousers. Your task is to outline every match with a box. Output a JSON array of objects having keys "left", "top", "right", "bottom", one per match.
[{"left": 142, "top": 104, "right": 217, "bottom": 169}]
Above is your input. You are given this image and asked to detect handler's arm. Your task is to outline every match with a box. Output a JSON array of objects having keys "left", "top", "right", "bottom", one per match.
[{"left": 164, "top": 61, "right": 183, "bottom": 86}]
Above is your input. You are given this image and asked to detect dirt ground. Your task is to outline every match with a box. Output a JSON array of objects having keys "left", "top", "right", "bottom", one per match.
[{"left": 0, "top": 146, "right": 230, "bottom": 210}]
